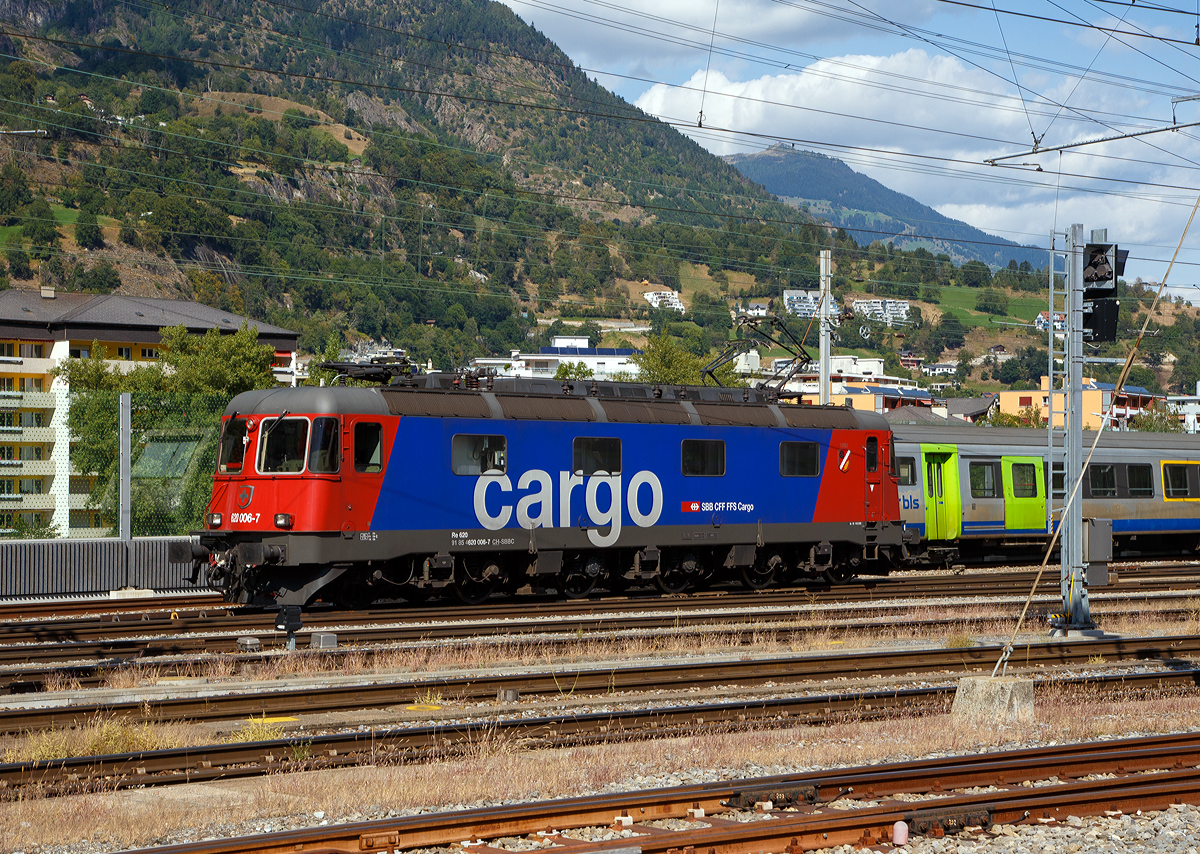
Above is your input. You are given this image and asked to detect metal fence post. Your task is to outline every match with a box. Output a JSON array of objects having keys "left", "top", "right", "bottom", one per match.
[{"left": 120, "top": 392, "right": 131, "bottom": 587}]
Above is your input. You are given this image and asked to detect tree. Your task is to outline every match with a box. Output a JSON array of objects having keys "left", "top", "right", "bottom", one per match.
[
  {"left": 5, "top": 240, "right": 30, "bottom": 279},
  {"left": 959, "top": 260, "right": 992, "bottom": 288},
  {"left": 975, "top": 289, "right": 1008, "bottom": 315},
  {"left": 21, "top": 198, "right": 61, "bottom": 255},
  {"left": 74, "top": 210, "right": 103, "bottom": 249},
  {"left": 0, "top": 160, "right": 31, "bottom": 224},
  {"left": 1128, "top": 402, "right": 1183, "bottom": 433},
  {"left": 630, "top": 333, "right": 705, "bottom": 385},
  {"left": 554, "top": 361, "right": 594, "bottom": 380}
]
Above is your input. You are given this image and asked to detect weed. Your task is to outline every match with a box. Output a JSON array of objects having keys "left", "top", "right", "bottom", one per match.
[
  {"left": 224, "top": 713, "right": 286, "bottom": 743},
  {"left": 944, "top": 633, "right": 975, "bottom": 649}
]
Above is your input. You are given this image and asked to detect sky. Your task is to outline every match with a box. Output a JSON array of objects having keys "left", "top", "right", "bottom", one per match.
[{"left": 496, "top": 0, "right": 1200, "bottom": 296}]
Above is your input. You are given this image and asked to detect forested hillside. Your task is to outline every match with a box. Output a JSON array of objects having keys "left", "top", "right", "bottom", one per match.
[{"left": 0, "top": 0, "right": 1196, "bottom": 396}]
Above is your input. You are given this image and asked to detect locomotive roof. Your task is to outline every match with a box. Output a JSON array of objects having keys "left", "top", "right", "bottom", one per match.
[
  {"left": 891, "top": 422, "right": 1200, "bottom": 451},
  {"left": 225, "top": 376, "right": 891, "bottom": 432}
]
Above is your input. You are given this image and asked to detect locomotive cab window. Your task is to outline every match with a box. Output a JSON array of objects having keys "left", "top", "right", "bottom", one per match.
[
  {"left": 681, "top": 439, "right": 725, "bottom": 477},
  {"left": 452, "top": 434, "right": 507, "bottom": 476},
  {"left": 1165, "top": 464, "right": 1192, "bottom": 498},
  {"left": 574, "top": 437, "right": 621, "bottom": 476},
  {"left": 307, "top": 417, "right": 339, "bottom": 473},
  {"left": 780, "top": 441, "right": 819, "bottom": 477},
  {"left": 865, "top": 436, "right": 878, "bottom": 472},
  {"left": 258, "top": 418, "right": 309, "bottom": 474},
  {"left": 1128, "top": 464, "right": 1154, "bottom": 498},
  {"left": 969, "top": 461, "right": 998, "bottom": 498},
  {"left": 355, "top": 423, "right": 383, "bottom": 473},
  {"left": 1088, "top": 464, "right": 1116, "bottom": 498},
  {"left": 897, "top": 457, "right": 917, "bottom": 486},
  {"left": 218, "top": 417, "right": 247, "bottom": 473},
  {"left": 1012, "top": 463, "right": 1038, "bottom": 498}
]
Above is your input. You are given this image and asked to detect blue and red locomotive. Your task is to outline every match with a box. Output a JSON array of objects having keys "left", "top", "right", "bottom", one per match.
[{"left": 182, "top": 373, "right": 905, "bottom": 606}]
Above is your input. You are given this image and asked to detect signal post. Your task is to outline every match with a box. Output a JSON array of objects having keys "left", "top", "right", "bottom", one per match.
[{"left": 1054, "top": 225, "right": 1124, "bottom": 635}]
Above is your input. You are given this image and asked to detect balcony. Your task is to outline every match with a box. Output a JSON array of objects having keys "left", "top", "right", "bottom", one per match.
[
  {"left": 0, "top": 493, "right": 55, "bottom": 510},
  {"left": 13, "top": 427, "right": 55, "bottom": 443}
]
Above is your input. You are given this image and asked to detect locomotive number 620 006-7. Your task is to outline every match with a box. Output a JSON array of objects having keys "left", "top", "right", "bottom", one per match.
[{"left": 230, "top": 512, "right": 260, "bottom": 524}]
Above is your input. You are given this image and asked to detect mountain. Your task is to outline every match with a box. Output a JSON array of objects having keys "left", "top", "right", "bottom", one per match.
[{"left": 723, "top": 146, "right": 1044, "bottom": 268}]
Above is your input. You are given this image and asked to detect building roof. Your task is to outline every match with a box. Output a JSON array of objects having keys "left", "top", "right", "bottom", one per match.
[
  {"left": 538, "top": 347, "right": 638, "bottom": 356},
  {"left": 843, "top": 385, "right": 933, "bottom": 399},
  {"left": 946, "top": 396, "right": 996, "bottom": 418},
  {"left": 883, "top": 406, "right": 949, "bottom": 425},
  {"left": 1088, "top": 381, "right": 1156, "bottom": 397},
  {"left": 0, "top": 288, "right": 298, "bottom": 348}
]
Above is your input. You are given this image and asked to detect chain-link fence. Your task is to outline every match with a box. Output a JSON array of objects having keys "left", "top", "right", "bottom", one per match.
[{"left": 65, "top": 390, "right": 233, "bottom": 539}]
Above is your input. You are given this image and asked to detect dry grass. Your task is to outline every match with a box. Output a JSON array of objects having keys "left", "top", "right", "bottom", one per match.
[
  {"left": 3, "top": 689, "right": 1199, "bottom": 852},
  {"left": 70, "top": 598, "right": 1192, "bottom": 694},
  {"left": 1, "top": 714, "right": 203, "bottom": 764},
  {"left": 223, "top": 714, "right": 287, "bottom": 744}
]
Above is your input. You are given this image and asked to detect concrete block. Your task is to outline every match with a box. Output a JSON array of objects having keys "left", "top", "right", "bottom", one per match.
[
  {"left": 310, "top": 632, "right": 337, "bottom": 650},
  {"left": 951, "top": 675, "right": 1034, "bottom": 723}
]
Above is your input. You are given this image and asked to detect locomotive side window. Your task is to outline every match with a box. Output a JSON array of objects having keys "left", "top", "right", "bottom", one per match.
[
  {"left": 1012, "top": 463, "right": 1038, "bottom": 498},
  {"left": 307, "top": 417, "right": 339, "bottom": 473},
  {"left": 1087, "top": 464, "right": 1116, "bottom": 498},
  {"left": 573, "top": 437, "right": 621, "bottom": 476},
  {"left": 217, "top": 418, "right": 247, "bottom": 473},
  {"left": 1127, "top": 464, "right": 1154, "bottom": 498},
  {"left": 779, "top": 442, "right": 819, "bottom": 477},
  {"left": 355, "top": 423, "right": 383, "bottom": 473},
  {"left": 258, "top": 418, "right": 309, "bottom": 474},
  {"left": 1164, "top": 464, "right": 1192, "bottom": 498},
  {"left": 969, "top": 461, "right": 998, "bottom": 498},
  {"left": 865, "top": 436, "right": 878, "bottom": 472},
  {"left": 452, "top": 434, "right": 507, "bottom": 476},
  {"left": 897, "top": 457, "right": 916, "bottom": 485},
  {"left": 681, "top": 439, "right": 725, "bottom": 477}
]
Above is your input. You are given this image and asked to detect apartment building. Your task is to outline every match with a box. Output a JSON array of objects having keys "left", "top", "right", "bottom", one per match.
[{"left": 0, "top": 286, "right": 298, "bottom": 536}]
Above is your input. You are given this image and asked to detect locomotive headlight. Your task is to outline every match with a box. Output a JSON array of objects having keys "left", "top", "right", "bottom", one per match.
[
  {"left": 208, "top": 513, "right": 222, "bottom": 528},
  {"left": 274, "top": 513, "right": 294, "bottom": 529}
]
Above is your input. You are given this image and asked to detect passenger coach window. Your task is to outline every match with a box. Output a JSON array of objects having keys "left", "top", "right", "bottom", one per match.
[
  {"left": 1128, "top": 464, "right": 1154, "bottom": 498},
  {"left": 574, "top": 437, "right": 621, "bottom": 476},
  {"left": 682, "top": 439, "right": 725, "bottom": 476},
  {"left": 452, "top": 434, "right": 507, "bottom": 476},
  {"left": 969, "top": 462, "right": 998, "bottom": 498},
  {"left": 1012, "top": 463, "right": 1038, "bottom": 498},
  {"left": 897, "top": 457, "right": 916, "bottom": 485},
  {"left": 217, "top": 417, "right": 247, "bottom": 473},
  {"left": 354, "top": 423, "right": 383, "bottom": 473},
  {"left": 780, "top": 442, "right": 819, "bottom": 477},
  {"left": 307, "top": 417, "right": 339, "bottom": 473},
  {"left": 1165, "top": 464, "right": 1192, "bottom": 498},
  {"left": 1088, "top": 464, "right": 1116, "bottom": 497},
  {"left": 258, "top": 418, "right": 308, "bottom": 473}
]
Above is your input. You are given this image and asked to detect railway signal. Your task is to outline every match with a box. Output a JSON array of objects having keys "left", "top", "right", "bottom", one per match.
[{"left": 1080, "top": 242, "right": 1127, "bottom": 342}]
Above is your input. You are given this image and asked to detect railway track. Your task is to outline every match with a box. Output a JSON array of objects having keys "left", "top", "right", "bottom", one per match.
[
  {"left": 4, "top": 669, "right": 1198, "bottom": 797},
  {"left": 4, "top": 632, "right": 1199, "bottom": 733},
  {"left": 4, "top": 563, "right": 1198, "bottom": 635},
  {"left": 3, "top": 565, "right": 1198, "bottom": 652},
  {"left": 2, "top": 598, "right": 1198, "bottom": 693},
  {"left": 108, "top": 730, "right": 1200, "bottom": 854}
]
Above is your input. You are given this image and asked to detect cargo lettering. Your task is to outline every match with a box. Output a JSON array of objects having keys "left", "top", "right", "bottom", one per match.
[{"left": 474, "top": 470, "right": 663, "bottom": 547}]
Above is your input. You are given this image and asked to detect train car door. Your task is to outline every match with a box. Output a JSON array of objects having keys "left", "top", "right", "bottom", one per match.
[
  {"left": 1002, "top": 456, "right": 1045, "bottom": 533},
  {"left": 864, "top": 435, "right": 883, "bottom": 522},
  {"left": 920, "top": 444, "right": 960, "bottom": 541}
]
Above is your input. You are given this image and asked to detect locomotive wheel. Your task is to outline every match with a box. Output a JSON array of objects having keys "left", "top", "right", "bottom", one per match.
[
  {"left": 822, "top": 565, "right": 855, "bottom": 585},
  {"left": 741, "top": 552, "right": 783, "bottom": 590},
  {"left": 559, "top": 554, "right": 601, "bottom": 599},
  {"left": 654, "top": 567, "right": 689, "bottom": 594},
  {"left": 453, "top": 557, "right": 503, "bottom": 605}
]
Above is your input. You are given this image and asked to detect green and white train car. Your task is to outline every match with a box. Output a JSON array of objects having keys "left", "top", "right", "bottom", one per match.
[{"left": 891, "top": 425, "right": 1200, "bottom": 562}]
